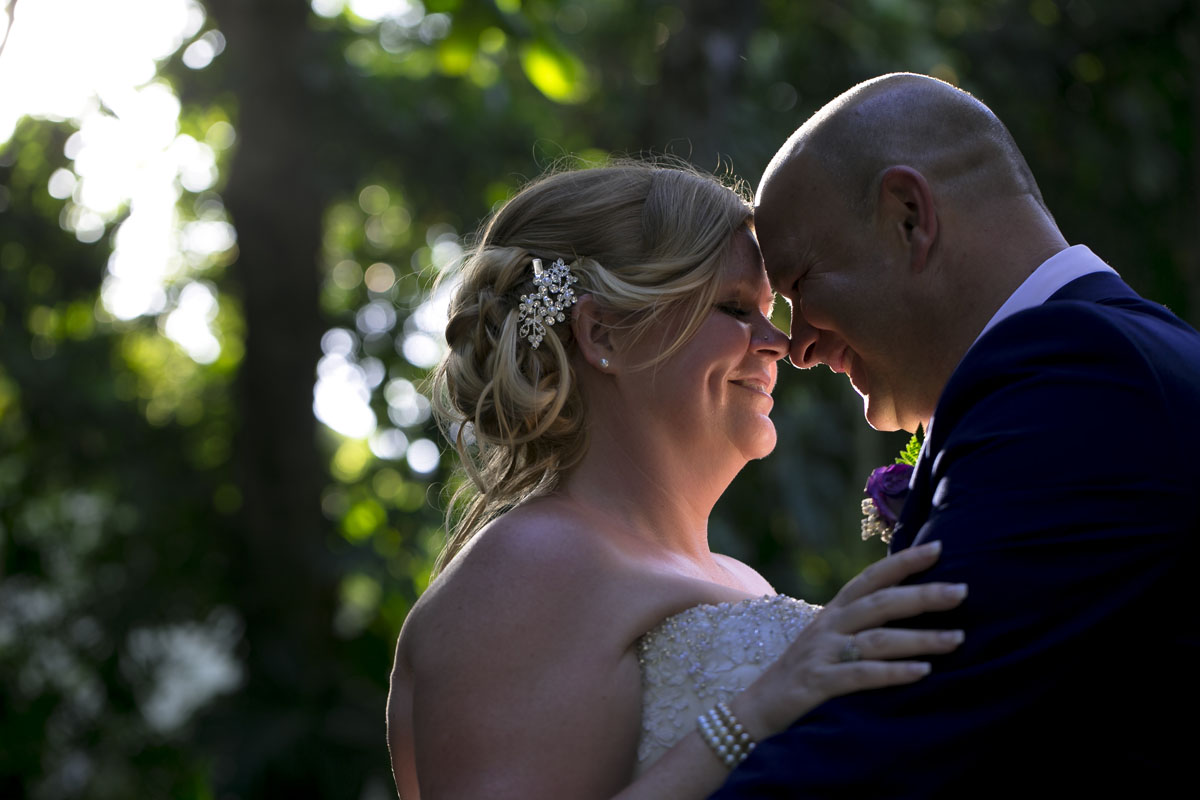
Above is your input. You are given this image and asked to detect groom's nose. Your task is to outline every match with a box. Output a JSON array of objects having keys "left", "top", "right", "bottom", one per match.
[{"left": 787, "top": 312, "right": 821, "bottom": 368}]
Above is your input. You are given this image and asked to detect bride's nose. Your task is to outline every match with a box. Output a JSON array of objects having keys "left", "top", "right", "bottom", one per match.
[{"left": 753, "top": 319, "right": 790, "bottom": 360}]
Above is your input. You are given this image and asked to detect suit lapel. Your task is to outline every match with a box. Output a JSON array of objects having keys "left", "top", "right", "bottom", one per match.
[{"left": 889, "top": 440, "right": 930, "bottom": 553}]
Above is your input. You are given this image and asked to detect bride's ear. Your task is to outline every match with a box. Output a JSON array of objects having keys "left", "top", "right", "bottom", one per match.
[{"left": 571, "top": 295, "right": 616, "bottom": 371}]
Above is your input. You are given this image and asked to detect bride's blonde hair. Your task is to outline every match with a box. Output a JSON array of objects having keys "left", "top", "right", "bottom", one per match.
[{"left": 431, "top": 160, "right": 752, "bottom": 573}]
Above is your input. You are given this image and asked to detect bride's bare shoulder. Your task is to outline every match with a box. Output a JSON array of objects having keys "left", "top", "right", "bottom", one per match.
[
  {"left": 399, "top": 502, "right": 635, "bottom": 655},
  {"left": 713, "top": 552, "right": 775, "bottom": 596},
  {"left": 387, "top": 502, "right": 646, "bottom": 798}
]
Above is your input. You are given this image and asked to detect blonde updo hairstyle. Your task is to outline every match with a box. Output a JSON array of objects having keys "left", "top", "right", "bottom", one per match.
[{"left": 432, "top": 160, "right": 752, "bottom": 572}]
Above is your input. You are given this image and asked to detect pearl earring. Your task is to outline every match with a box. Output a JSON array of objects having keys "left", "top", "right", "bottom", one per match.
[{"left": 599, "top": 358, "right": 610, "bottom": 369}]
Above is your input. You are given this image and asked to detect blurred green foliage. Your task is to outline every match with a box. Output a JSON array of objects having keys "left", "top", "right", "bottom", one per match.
[{"left": 1, "top": 0, "right": 1195, "bottom": 797}]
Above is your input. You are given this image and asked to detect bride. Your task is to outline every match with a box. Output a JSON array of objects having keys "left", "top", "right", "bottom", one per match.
[{"left": 386, "top": 161, "right": 966, "bottom": 798}]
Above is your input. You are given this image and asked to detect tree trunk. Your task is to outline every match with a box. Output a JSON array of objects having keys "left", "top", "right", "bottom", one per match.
[{"left": 201, "top": 0, "right": 346, "bottom": 794}]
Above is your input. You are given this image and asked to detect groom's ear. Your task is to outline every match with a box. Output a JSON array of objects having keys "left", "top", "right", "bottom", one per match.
[
  {"left": 879, "top": 166, "right": 937, "bottom": 273},
  {"left": 571, "top": 295, "right": 617, "bottom": 370}
]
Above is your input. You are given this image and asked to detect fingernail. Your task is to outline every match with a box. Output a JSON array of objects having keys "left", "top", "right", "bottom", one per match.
[
  {"left": 943, "top": 583, "right": 968, "bottom": 600},
  {"left": 912, "top": 662, "right": 932, "bottom": 675},
  {"left": 920, "top": 541, "right": 942, "bottom": 555},
  {"left": 940, "top": 630, "right": 965, "bottom": 645}
]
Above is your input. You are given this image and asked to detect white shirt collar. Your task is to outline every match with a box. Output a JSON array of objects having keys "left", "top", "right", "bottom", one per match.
[{"left": 972, "top": 244, "right": 1117, "bottom": 347}]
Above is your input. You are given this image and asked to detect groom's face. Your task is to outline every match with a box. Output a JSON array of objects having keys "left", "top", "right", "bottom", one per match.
[{"left": 755, "top": 159, "right": 918, "bottom": 432}]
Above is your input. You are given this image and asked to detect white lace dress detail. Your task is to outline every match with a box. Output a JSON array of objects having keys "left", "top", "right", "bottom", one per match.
[{"left": 633, "top": 594, "right": 820, "bottom": 775}]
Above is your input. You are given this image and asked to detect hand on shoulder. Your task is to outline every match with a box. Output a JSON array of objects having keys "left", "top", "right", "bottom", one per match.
[{"left": 731, "top": 542, "right": 967, "bottom": 740}]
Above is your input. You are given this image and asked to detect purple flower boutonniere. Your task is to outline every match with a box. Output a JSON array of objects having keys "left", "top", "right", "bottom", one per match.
[
  {"left": 860, "top": 429, "right": 922, "bottom": 543},
  {"left": 860, "top": 463, "right": 912, "bottom": 543}
]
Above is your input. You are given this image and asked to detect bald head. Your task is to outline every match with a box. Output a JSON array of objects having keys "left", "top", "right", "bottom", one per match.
[
  {"left": 755, "top": 73, "right": 1069, "bottom": 432},
  {"left": 758, "top": 73, "right": 1046, "bottom": 217}
]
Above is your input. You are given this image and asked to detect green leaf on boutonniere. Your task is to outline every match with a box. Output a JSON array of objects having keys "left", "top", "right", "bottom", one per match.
[{"left": 895, "top": 424, "right": 924, "bottom": 467}]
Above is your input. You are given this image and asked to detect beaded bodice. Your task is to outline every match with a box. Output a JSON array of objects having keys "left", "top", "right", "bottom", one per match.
[{"left": 633, "top": 594, "right": 820, "bottom": 774}]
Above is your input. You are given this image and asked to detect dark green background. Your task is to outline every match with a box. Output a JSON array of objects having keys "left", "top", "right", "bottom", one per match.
[{"left": 1, "top": 0, "right": 1195, "bottom": 796}]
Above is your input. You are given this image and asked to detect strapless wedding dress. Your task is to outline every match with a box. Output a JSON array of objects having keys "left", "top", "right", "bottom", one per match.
[{"left": 633, "top": 595, "right": 820, "bottom": 775}]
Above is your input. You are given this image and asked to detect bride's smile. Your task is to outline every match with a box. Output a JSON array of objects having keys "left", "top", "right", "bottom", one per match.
[
  {"left": 729, "top": 376, "right": 773, "bottom": 398},
  {"left": 610, "top": 228, "right": 788, "bottom": 466}
]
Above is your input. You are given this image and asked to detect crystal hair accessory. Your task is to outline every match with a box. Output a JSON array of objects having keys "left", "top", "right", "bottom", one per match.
[{"left": 518, "top": 257, "right": 579, "bottom": 348}]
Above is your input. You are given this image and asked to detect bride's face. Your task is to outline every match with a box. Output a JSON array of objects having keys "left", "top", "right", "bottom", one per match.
[{"left": 618, "top": 229, "right": 789, "bottom": 465}]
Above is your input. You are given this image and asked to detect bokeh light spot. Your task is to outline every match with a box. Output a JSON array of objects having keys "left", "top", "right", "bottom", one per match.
[
  {"left": 1072, "top": 52, "right": 1105, "bottom": 83},
  {"left": 341, "top": 497, "right": 385, "bottom": 539},
  {"left": 311, "top": 0, "right": 345, "bottom": 18},
  {"left": 384, "top": 378, "right": 431, "bottom": 427},
  {"left": 321, "top": 327, "right": 357, "bottom": 356},
  {"left": 314, "top": 353, "right": 378, "bottom": 438},
  {"left": 356, "top": 300, "right": 397, "bottom": 335},
  {"left": 358, "top": 184, "right": 389, "bottom": 214},
  {"left": 479, "top": 27, "right": 506, "bottom": 54},
  {"left": 330, "top": 260, "right": 363, "bottom": 291},
  {"left": 520, "top": 41, "right": 590, "bottom": 104},
  {"left": 1029, "top": 0, "right": 1061, "bottom": 26},
  {"left": 204, "top": 120, "right": 235, "bottom": 150},
  {"left": 182, "top": 31, "right": 225, "bottom": 70},
  {"left": 331, "top": 439, "right": 373, "bottom": 483},
  {"left": 369, "top": 428, "right": 409, "bottom": 460},
  {"left": 364, "top": 262, "right": 396, "bottom": 293},
  {"left": 405, "top": 438, "right": 441, "bottom": 474},
  {"left": 556, "top": 3, "right": 588, "bottom": 34},
  {"left": 163, "top": 281, "right": 221, "bottom": 364},
  {"left": 400, "top": 331, "right": 442, "bottom": 369},
  {"left": 47, "top": 168, "right": 77, "bottom": 199}
]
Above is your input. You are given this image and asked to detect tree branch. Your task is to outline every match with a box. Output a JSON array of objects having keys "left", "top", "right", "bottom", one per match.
[{"left": 0, "top": 0, "right": 18, "bottom": 63}]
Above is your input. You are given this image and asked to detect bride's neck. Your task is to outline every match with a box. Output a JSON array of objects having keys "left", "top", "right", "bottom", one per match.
[{"left": 556, "top": 426, "right": 737, "bottom": 561}]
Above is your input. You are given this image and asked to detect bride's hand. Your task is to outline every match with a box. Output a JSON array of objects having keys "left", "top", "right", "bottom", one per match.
[{"left": 732, "top": 541, "right": 965, "bottom": 739}]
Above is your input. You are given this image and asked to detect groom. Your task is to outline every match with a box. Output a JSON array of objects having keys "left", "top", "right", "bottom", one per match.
[{"left": 715, "top": 73, "right": 1200, "bottom": 797}]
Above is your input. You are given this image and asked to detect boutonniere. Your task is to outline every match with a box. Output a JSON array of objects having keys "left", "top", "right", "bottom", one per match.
[{"left": 860, "top": 428, "right": 922, "bottom": 543}]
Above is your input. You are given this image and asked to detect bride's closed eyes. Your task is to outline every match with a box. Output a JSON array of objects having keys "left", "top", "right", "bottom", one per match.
[
  {"left": 717, "top": 302, "right": 753, "bottom": 318},
  {"left": 715, "top": 292, "right": 778, "bottom": 321}
]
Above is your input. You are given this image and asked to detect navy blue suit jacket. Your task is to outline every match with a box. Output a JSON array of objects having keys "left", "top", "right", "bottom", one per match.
[{"left": 713, "top": 272, "right": 1200, "bottom": 797}]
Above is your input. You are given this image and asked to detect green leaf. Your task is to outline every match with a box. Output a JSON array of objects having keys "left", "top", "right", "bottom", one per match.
[{"left": 896, "top": 424, "right": 924, "bottom": 466}]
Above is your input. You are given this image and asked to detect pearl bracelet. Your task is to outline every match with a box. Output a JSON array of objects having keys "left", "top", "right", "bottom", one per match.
[{"left": 697, "top": 701, "right": 756, "bottom": 768}]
